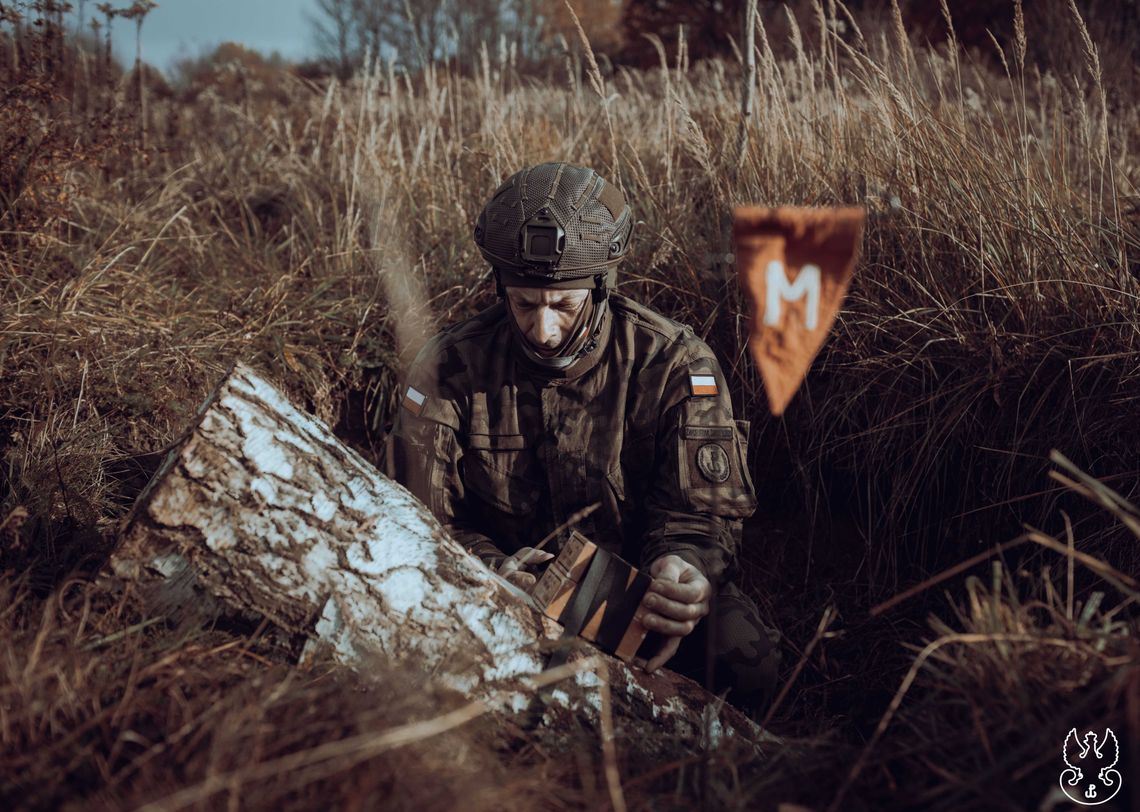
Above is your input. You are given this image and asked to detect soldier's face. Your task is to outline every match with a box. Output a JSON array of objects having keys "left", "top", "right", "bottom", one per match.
[{"left": 505, "top": 287, "right": 590, "bottom": 355}]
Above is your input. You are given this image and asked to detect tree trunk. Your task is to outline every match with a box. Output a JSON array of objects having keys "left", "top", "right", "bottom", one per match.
[{"left": 113, "top": 363, "right": 771, "bottom": 747}]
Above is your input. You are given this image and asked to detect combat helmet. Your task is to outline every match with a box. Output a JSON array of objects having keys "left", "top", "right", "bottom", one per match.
[{"left": 474, "top": 162, "right": 634, "bottom": 295}]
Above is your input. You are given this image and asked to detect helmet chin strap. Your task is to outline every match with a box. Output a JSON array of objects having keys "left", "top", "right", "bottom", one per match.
[{"left": 501, "top": 274, "right": 610, "bottom": 371}]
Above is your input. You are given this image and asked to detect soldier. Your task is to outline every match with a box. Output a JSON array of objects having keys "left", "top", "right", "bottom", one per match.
[{"left": 384, "top": 162, "right": 781, "bottom": 714}]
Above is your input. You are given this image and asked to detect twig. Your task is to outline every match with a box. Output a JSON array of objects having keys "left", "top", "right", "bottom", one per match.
[
  {"left": 598, "top": 666, "right": 627, "bottom": 812},
  {"left": 531, "top": 501, "right": 601, "bottom": 554},
  {"left": 1049, "top": 449, "right": 1140, "bottom": 536},
  {"left": 873, "top": 452, "right": 1140, "bottom": 616},
  {"left": 731, "top": 0, "right": 757, "bottom": 182},
  {"left": 1024, "top": 529, "right": 1140, "bottom": 598},
  {"left": 870, "top": 537, "right": 1028, "bottom": 616},
  {"left": 81, "top": 616, "right": 166, "bottom": 650},
  {"left": 761, "top": 605, "right": 836, "bottom": 729}
]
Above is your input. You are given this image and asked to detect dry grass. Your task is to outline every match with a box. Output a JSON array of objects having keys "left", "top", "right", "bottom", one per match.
[
  {"left": 827, "top": 454, "right": 1140, "bottom": 811},
  {"left": 2, "top": 1, "right": 1139, "bottom": 809},
  {"left": 0, "top": 576, "right": 584, "bottom": 811}
]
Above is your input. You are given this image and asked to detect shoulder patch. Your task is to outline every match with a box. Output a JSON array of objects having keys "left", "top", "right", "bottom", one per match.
[
  {"left": 402, "top": 386, "right": 427, "bottom": 416},
  {"left": 696, "top": 443, "right": 731, "bottom": 482},
  {"left": 689, "top": 374, "right": 719, "bottom": 397}
]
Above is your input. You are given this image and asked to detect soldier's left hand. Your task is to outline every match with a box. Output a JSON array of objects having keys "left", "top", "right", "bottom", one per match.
[
  {"left": 497, "top": 546, "right": 555, "bottom": 590},
  {"left": 637, "top": 554, "right": 711, "bottom": 673}
]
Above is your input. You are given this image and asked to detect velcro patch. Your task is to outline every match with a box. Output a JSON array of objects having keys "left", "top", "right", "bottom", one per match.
[
  {"left": 696, "top": 443, "right": 731, "bottom": 483},
  {"left": 402, "top": 386, "right": 426, "bottom": 416},
  {"left": 682, "top": 425, "right": 734, "bottom": 440},
  {"left": 689, "top": 374, "right": 719, "bottom": 397}
]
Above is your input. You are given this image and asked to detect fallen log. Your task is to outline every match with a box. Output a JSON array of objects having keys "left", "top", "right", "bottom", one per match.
[{"left": 112, "top": 363, "right": 771, "bottom": 750}]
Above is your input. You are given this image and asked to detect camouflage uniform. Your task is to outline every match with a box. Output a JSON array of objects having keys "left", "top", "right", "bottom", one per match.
[{"left": 385, "top": 291, "right": 781, "bottom": 712}]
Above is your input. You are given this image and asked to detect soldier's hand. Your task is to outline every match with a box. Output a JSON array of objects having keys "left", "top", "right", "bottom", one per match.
[
  {"left": 496, "top": 547, "right": 555, "bottom": 590},
  {"left": 637, "top": 555, "right": 711, "bottom": 674}
]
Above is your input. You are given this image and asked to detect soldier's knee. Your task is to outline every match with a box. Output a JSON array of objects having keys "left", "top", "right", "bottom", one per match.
[
  {"left": 711, "top": 587, "right": 782, "bottom": 713},
  {"left": 720, "top": 626, "right": 781, "bottom": 712}
]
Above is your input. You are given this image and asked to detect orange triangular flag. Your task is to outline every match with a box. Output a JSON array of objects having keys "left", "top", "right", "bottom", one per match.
[{"left": 734, "top": 206, "right": 865, "bottom": 415}]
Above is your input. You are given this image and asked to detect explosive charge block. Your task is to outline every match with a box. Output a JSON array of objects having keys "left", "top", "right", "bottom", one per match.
[{"left": 531, "top": 530, "right": 651, "bottom": 662}]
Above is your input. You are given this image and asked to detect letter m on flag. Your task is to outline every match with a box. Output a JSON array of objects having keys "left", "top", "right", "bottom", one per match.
[{"left": 764, "top": 261, "right": 821, "bottom": 331}]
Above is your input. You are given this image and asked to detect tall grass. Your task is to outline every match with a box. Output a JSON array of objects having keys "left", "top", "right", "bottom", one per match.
[
  {"left": 9, "top": 0, "right": 1137, "bottom": 588},
  {"left": 1, "top": 1, "right": 1138, "bottom": 808}
]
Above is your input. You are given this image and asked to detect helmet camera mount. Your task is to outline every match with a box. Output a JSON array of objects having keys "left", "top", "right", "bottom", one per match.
[{"left": 520, "top": 208, "right": 566, "bottom": 266}]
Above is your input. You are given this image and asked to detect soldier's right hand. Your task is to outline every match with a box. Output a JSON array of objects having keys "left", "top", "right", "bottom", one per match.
[
  {"left": 636, "top": 555, "right": 712, "bottom": 673},
  {"left": 496, "top": 547, "right": 555, "bottom": 590}
]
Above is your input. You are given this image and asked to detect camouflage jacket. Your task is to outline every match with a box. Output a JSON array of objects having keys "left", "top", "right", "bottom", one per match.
[{"left": 383, "top": 292, "right": 757, "bottom": 583}]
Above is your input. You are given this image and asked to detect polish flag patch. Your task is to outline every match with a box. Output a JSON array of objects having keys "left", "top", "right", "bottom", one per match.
[
  {"left": 689, "top": 374, "right": 719, "bottom": 397},
  {"left": 402, "top": 386, "right": 427, "bottom": 415}
]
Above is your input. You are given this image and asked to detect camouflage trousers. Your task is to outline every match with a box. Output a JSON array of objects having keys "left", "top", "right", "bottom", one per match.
[{"left": 658, "top": 582, "right": 782, "bottom": 716}]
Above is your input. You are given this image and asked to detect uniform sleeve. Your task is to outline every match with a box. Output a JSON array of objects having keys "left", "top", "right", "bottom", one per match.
[
  {"left": 381, "top": 339, "right": 507, "bottom": 568},
  {"left": 639, "top": 350, "right": 757, "bottom": 584}
]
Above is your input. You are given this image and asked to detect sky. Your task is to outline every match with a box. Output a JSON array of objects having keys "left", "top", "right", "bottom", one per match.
[{"left": 72, "top": 0, "right": 317, "bottom": 74}]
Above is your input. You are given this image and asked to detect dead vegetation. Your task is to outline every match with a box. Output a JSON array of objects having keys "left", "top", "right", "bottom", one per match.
[{"left": 1, "top": 0, "right": 1138, "bottom": 809}]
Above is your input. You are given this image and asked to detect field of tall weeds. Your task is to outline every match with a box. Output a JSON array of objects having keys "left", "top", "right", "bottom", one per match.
[{"left": 2, "top": 1, "right": 1139, "bottom": 809}]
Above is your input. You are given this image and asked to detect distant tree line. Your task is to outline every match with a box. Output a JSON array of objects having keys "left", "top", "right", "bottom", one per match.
[
  {"left": 308, "top": 0, "right": 1138, "bottom": 79},
  {"left": 307, "top": 0, "right": 745, "bottom": 76},
  {"left": 308, "top": 0, "right": 619, "bottom": 77}
]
